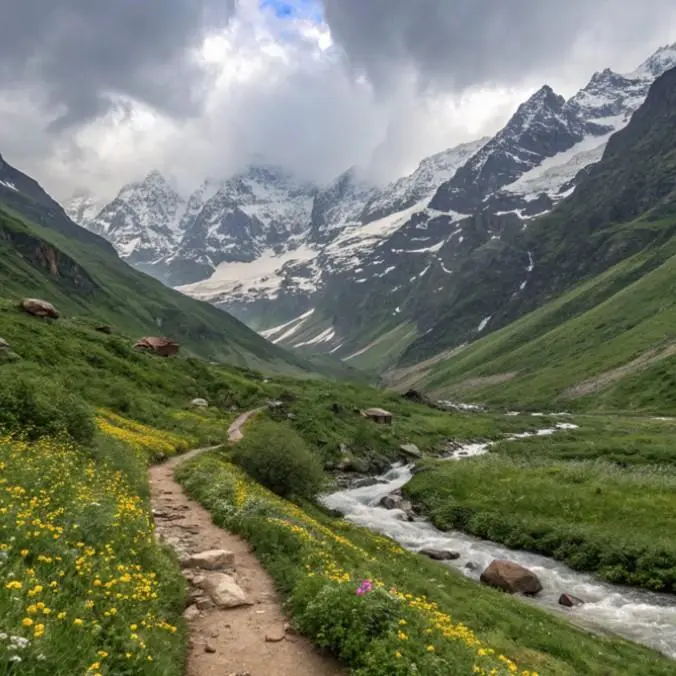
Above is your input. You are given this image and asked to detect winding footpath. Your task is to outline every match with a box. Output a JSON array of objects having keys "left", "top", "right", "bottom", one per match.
[{"left": 149, "top": 410, "right": 344, "bottom": 676}]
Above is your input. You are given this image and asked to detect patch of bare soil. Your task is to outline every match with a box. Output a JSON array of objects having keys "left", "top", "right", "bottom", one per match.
[{"left": 565, "top": 343, "right": 676, "bottom": 399}]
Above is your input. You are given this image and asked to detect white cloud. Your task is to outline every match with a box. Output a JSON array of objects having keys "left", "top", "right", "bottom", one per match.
[{"left": 0, "top": 1, "right": 675, "bottom": 203}]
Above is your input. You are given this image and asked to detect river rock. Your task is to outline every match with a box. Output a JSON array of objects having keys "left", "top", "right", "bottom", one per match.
[
  {"left": 379, "top": 493, "right": 403, "bottom": 510},
  {"left": 559, "top": 593, "right": 585, "bottom": 608},
  {"left": 465, "top": 561, "right": 480, "bottom": 572},
  {"left": 480, "top": 560, "right": 543, "bottom": 595},
  {"left": 350, "top": 477, "right": 382, "bottom": 489},
  {"left": 199, "top": 573, "right": 251, "bottom": 609},
  {"left": 420, "top": 548, "right": 461, "bottom": 561},
  {"left": 400, "top": 443, "right": 422, "bottom": 458},
  {"left": 183, "top": 549, "right": 235, "bottom": 571}
]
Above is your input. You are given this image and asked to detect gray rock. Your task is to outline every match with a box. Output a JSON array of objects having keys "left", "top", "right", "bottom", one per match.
[
  {"left": 199, "top": 573, "right": 251, "bottom": 609},
  {"left": 400, "top": 443, "right": 422, "bottom": 458},
  {"left": 183, "top": 605, "right": 201, "bottom": 621},
  {"left": 379, "top": 494, "right": 403, "bottom": 510},
  {"left": 420, "top": 548, "right": 461, "bottom": 561},
  {"left": 190, "top": 398, "right": 209, "bottom": 409},
  {"left": 559, "top": 593, "right": 585, "bottom": 608},
  {"left": 182, "top": 549, "right": 235, "bottom": 571}
]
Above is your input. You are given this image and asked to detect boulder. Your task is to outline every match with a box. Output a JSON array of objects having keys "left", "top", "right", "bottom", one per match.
[
  {"left": 183, "top": 549, "right": 235, "bottom": 571},
  {"left": 559, "top": 593, "right": 585, "bottom": 608},
  {"left": 402, "top": 389, "right": 429, "bottom": 404},
  {"left": 198, "top": 573, "right": 250, "bottom": 609},
  {"left": 400, "top": 443, "right": 422, "bottom": 458},
  {"left": 480, "top": 560, "right": 543, "bottom": 595},
  {"left": 420, "top": 548, "right": 461, "bottom": 561},
  {"left": 379, "top": 493, "right": 403, "bottom": 510},
  {"left": 190, "top": 398, "right": 209, "bottom": 409},
  {"left": 21, "top": 298, "right": 59, "bottom": 319},
  {"left": 134, "top": 336, "right": 179, "bottom": 357}
]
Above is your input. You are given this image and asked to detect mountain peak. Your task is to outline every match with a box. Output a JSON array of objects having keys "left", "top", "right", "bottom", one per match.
[{"left": 630, "top": 43, "right": 676, "bottom": 80}]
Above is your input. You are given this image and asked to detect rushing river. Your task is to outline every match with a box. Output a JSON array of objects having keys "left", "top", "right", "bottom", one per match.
[{"left": 321, "top": 431, "right": 676, "bottom": 658}]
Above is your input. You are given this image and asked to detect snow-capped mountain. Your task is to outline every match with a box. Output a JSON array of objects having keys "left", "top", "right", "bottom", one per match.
[
  {"left": 64, "top": 191, "right": 105, "bottom": 228},
  {"left": 85, "top": 171, "right": 185, "bottom": 263},
  {"left": 361, "top": 138, "right": 489, "bottom": 224},
  {"left": 68, "top": 43, "right": 676, "bottom": 365}
]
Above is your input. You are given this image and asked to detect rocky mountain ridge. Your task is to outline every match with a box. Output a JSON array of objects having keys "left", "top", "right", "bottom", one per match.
[{"left": 65, "top": 43, "right": 676, "bottom": 369}]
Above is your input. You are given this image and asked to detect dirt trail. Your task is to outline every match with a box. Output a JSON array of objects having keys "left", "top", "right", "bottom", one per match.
[{"left": 149, "top": 410, "right": 344, "bottom": 676}]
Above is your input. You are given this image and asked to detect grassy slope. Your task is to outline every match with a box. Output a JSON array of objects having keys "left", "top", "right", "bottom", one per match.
[
  {"left": 414, "top": 222, "right": 676, "bottom": 411},
  {"left": 0, "top": 203, "right": 314, "bottom": 374}
]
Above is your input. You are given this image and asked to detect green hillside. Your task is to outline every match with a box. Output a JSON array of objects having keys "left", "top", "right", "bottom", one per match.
[
  {"left": 405, "top": 219, "right": 676, "bottom": 411},
  {"left": 0, "top": 200, "right": 318, "bottom": 373}
]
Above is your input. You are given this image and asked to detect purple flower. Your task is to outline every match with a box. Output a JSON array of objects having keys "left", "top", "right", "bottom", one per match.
[{"left": 356, "top": 579, "right": 373, "bottom": 596}]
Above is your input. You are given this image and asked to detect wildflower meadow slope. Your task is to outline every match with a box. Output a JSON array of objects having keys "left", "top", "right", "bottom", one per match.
[
  {"left": 0, "top": 430, "right": 186, "bottom": 676},
  {"left": 178, "top": 451, "right": 676, "bottom": 676}
]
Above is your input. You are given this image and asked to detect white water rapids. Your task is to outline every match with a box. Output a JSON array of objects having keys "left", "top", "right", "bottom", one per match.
[{"left": 321, "top": 429, "right": 676, "bottom": 658}]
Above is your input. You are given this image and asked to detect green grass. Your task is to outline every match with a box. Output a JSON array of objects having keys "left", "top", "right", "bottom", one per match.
[
  {"left": 0, "top": 203, "right": 315, "bottom": 373},
  {"left": 263, "top": 375, "right": 550, "bottom": 472},
  {"left": 178, "top": 448, "right": 676, "bottom": 675},
  {"left": 405, "top": 454, "right": 676, "bottom": 593},
  {"left": 491, "top": 415, "right": 676, "bottom": 468},
  {"left": 418, "top": 235, "right": 676, "bottom": 412}
]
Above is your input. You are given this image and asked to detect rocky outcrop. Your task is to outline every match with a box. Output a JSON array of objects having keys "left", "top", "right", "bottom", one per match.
[
  {"left": 480, "top": 560, "right": 543, "bottom": 595},
  {"left": 21, "top": 298, "right": 59, "bottom": 319}
]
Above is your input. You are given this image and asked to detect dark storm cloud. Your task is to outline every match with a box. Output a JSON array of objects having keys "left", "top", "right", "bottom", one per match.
[
  {"left": 0, "top": 0, "right": 235, "bottom": 129},
  {"left": 321, "top": 0, "right": 676, "bottom": 91}
]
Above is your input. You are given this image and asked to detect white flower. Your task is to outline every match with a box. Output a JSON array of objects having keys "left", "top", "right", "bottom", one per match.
[
  {"left": 0, "top": 632, "right": 7, "bottom": 640},
  {"left": 9, "top": 655, "right": 22, "bottom": 663}
]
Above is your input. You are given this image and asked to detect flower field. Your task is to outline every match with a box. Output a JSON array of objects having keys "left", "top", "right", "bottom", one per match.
[
  {"left": 0, "top": 434, "right": 185, "bottom": 675},
  {"left": 178, "top": 455, "right": 532, "bottom": 676},
  {"left": 96, "top": 410, "right": 195, "bottom": 462}
]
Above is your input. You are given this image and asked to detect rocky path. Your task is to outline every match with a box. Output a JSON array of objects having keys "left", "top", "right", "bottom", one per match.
[{"left": 149, "top": 410, "right": 344, "bottom": 676}]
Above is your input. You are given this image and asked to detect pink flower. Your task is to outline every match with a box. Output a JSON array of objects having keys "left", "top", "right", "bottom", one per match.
[{"left": 356, "top": 579, "right": 373, "bottom": 596}]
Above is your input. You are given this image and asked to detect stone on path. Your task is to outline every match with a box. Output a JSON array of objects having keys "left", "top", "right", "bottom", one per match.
[
  {"left": 199, "top": 573, "right": 251, "bottom": 609},
  {"left": 265, "top": 629, "right": 286, "bottom": 643},
  {"left": 419, "top": 548, "right": 461, "bottom": 561},
  {"left": 184, "top": 605, "right": 201, "bottom": 621},
  {"left": 480, "top": 560, "right": 543, "bottom": 595},
  {"left": 183, "top": 549, "right": 235, "bottom": 571}
]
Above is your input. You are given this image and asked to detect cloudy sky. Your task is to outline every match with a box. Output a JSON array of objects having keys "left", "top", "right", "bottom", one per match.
[{"left": 1, "top": 0, "right": 676, "bottom": 203}]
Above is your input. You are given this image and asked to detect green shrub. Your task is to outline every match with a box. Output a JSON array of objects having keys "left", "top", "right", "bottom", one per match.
[
  {"left": 0, "top": 374, "right": 95, "bottom": 444},
  {"left": 232, "top": 421, "right": 323, "bottom": 500}
]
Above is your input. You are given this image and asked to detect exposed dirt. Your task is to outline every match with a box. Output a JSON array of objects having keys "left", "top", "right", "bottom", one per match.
[
  {"left": 149, "top": 410, "right": 344, "bottom": 676},
  {"left": 565, "top": 343, "right": 676, "bottom": 399}
]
